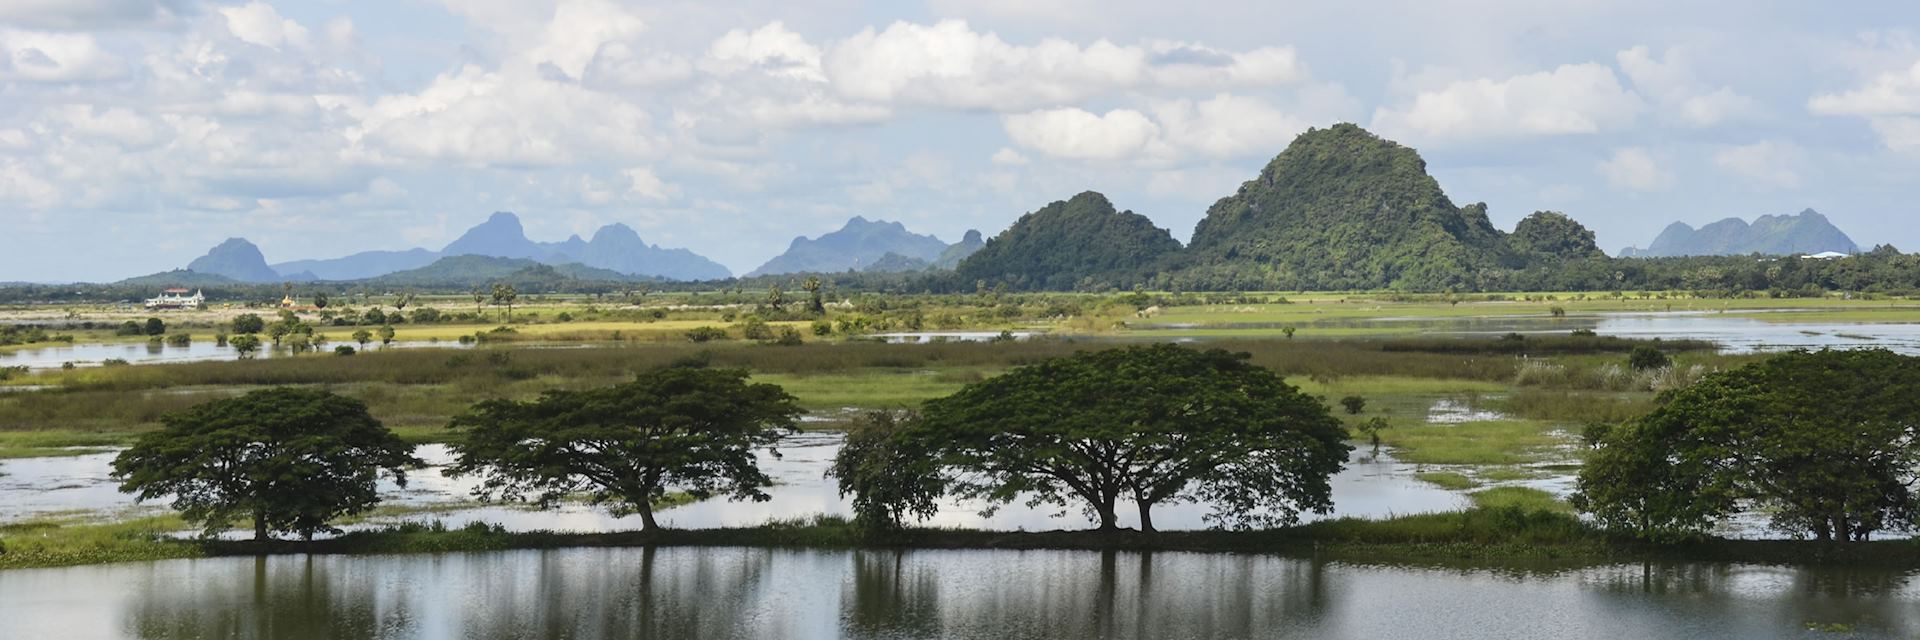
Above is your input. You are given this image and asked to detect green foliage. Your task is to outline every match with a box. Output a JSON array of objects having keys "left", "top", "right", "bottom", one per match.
[
  {"left": 446, "top": 367, "right": 802, "bottom": 530},
  {"left": 828, "top": 411, "right": 945, "bottom": 531},
  {"left": 953, "top": 191, "right": 1183, "bottom": 292},
  {"left": 1628, "top": 345, "right": 1671, "bottom": 371},
  {"left": 1510, "top": 211, "right": 1606, "bottom": 261},
  {"left": 352, "top": 329, "right": 373, "bottom": 347},
  {"left": 1339, "top": 395, "right": 1366, "bottom": 415},
  {"left": 1573, "top": 349, "right": 1920, "bottom": 541},
  {"left": 334, "top": 346, "right": 356, "bottom": 356},
  {"left": 143, "top": 317, "right": 166, "bottom": 336},
  {"left": 231, "top": 313, "right": 265, "bottom": 335},
  {"left": 684, "top": 326, "right": 729, "bottom": 342},
  {"left": 109, "top": 388, "right": 420, "bottom": 540},
  {"left": 228, "top": 334, "right": 261, "bottom": 358},
  {"left": 1177, "top": 124, "right": 1511, "bottom": 291},
  {"left": 911, "top": 344, "right": 1351, "bottom": 531}
]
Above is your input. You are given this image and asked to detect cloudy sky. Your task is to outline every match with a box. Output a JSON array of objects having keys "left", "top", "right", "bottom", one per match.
[{"left": 2, "top": 0, "right": 1918, "bottom": 281}]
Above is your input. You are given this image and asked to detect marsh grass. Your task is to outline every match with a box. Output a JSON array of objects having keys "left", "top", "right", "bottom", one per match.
[
  {"left": 1414, "top": 471, "right": 1480, "bottom": 490},
  {"left": 1468, "top": 487, "right": 1573, "bottom": 514},
  {"left": 1378, "top": 419, "right": 1572, "bottom": 465},
  {"left": 0, "top": 514, "right": 202, "bottom": 570}
]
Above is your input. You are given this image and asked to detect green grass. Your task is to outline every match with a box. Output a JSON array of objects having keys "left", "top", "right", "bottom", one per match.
[
  {"left": 0, "top": 514, "right": 204, "bottom": 570},
  {"left": 1414, "top": 471, "right": 1480, "bottom": 490},
  {"left": 0, "top": 430, "right": 138, "bottom": 458},
  {"left": 1378, "top": 419, "right": 1574, "bottom": 465},
  {"left": 1468, "top": 487, "right": 1573, "bottom": 514},
  {"left": 1476, "top": 467, "right": 1547, "bottom": 482}
]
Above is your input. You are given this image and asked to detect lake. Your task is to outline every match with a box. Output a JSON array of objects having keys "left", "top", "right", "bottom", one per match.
[
  {"left": 0, "top": 340, "right": 466, "bottom": 370},
  {"left": 1, "top": 548, "right": 1913, "bottom": 639}
]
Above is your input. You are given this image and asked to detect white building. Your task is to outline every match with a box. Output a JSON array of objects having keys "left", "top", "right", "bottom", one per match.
[{"left": 144, "top": 288, "right": 205, "bottom": 310}]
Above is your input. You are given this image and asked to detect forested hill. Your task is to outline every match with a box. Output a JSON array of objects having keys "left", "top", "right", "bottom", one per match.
[
  {"left": 1173, "top": 124, "right": 1512, "bottom": 291},
  {"left": 952, "top": 191, "right": 1183, "bottom": 291}
]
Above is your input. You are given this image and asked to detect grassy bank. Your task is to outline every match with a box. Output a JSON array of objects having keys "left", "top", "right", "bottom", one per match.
[{"left": 8, "top": 506, "right": 1917, "bottom": 572}]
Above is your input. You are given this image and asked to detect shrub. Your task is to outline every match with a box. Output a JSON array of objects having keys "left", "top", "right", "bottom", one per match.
[
  {"left": 1628, "top": 346, "right": 1671, "bottom": 371},
  {"left": 165, "top": 334, "right": 191, "bottom": 347},
  {"left": 685, "top": 326, "right": 729, "bottom": 343},
  {"left": 334, "top": 346, "right": 357, "bottom": 356}
]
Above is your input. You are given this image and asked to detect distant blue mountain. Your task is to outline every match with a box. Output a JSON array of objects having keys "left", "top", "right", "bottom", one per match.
[
  {"left": 1619, "top": 209, "right": 1860, "bottom": 257},
  {"left": 748, "top": 217, "right": 951, "bottom": 276},
  {"left": 253, "top": 212, "right": 731, "bottom": 281}
]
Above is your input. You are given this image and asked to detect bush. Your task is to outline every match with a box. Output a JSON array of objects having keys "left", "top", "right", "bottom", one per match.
[
  {"left": 165, "top": 334, "right": 191, "bottom": 347},
  {"left": 334, "top": 346, "right": 357, "bottom": 356},
  {"left": 685, "top": 326, "right": 729, "bottom": 343},
  {"left": 772, "top": 327, "right": 804, "bottom": 346},
  {"left": 1628, "top": 346, "right": 1671, "bottom": 371},
  {"left": 144, "top": 318, "right": 166, "bottom": 336}
]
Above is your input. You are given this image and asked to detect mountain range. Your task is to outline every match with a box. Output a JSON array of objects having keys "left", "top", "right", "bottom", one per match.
[
  {"left": 1618, "top": 209, "right": 1860, "bottom": 257},
  {"left": 747, "top": 217, "right": 955, "bottom": 276},
  {"left": 171, "top": 212, "right": 732, "bottom": 283}
]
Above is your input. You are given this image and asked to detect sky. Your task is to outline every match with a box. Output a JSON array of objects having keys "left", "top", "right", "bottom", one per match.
[{"left": 2, "top": 0, "right": 1919, "bottom": 282}]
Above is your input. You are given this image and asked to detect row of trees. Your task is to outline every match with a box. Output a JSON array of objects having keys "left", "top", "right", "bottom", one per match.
[{"left": 111, "top": 345, "right": 1352, "bottom": 539}]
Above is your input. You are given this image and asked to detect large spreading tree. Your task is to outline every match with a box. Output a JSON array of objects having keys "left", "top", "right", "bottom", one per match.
[
  {"left": 111, "top": 388, "right": 420, "bottom": 540},
  {"left": 907, "top": 344, "right": 1351, "bottom": 531},
  {"left": 1573, "top": 349, "right": 1920, "bottom": 541},
  {"left": 446, "top": 367, "right": 802, "bottom": 530}
]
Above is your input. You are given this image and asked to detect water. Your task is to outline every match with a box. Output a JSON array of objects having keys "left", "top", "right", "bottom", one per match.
[
  {"left": 1140, "top": 311, "right": 1920, "bottom": 354},
  {"left": 0, "top": 436, "right": 1466, "bottom": 531},
  {"left": 1, "top": 548, "right": 1914, "bottom": 639},
  {"left": 871, "top": 331, "right": 1035, "bottom": 344},
  {"left": 0, "top": 340, "right": 466, "bottom": 370}
]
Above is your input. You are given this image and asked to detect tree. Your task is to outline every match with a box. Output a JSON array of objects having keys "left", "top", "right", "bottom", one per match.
[
  {"left": 352, "top": 329, "right": 373, "bottom": 349},
  {"left": 765, "top": 284, "right": 785, "bottom": 309},
  {"left": 232, "top": 313, "right": 265, "bottom": 335},
  {"left": 1339, "top": 396, "right": 1367, "bottom": 415},
  {"left": 110, "top": 388, "right": 419, "bottom": 540},
  {"left": 909, "top": 344, "right": 1350, "bottom": 532},
  {"left": 266, "top": 322, "right": 291, "bottom": 346},
  {"left": 1572, "top": 349, "right": 1920, "bottom": 542},
  {"left": 229, "top": 334, "right": 262, "bottom": 358},
  {"left": 312, "top": 291, "right": 330, "bottom": 310},
  {"left": 144, "top": 317, "right": 166, "bottom": 336},
  {"left": 803, "top": 276, "right": 826, "bottom": 315},
  {"left": 1628, "top": 345, "right": 1671, "bottom": 371},
  {"left": 829, "top": 411, "right": 944, "bottom": 531},
  {"left": 447, "top": 367, "right": 802, "bottom": 531},
  {"left": 491, "top": 283, "right": 518, "bottom": 322},
  {"left": 471, "top": 287, "right": 487, "bottom": 316},
  {"left": 363, "top": 308, "right": 387, "bottom": 325},
  {"left": 394, "top": 292, "right": 415, "bottom": 312},
  {"left": 377, "top": 325, "right": 396, "bottom": 346}
]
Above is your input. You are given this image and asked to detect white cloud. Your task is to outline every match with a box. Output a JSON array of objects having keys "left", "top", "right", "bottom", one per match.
[
  {"left": 1370, "top": 63, "right": 1644, "bottom": 142},
  {"left": 1713, "top": 140, "right": 1803, "bottom": 188},
  {"left": 1616, "top": 46, "right": 1757, "bottom": 127},
  {"left": 704, "top": 21, "right": 825, "bottom": 82},
  {"left": 1809, "top": 60, "right": 1920, "bottom": 152},
  {"left": 1150, "top": 94, "right": 1309, "bottom": 159},
  {"left": 990, "top": 147, "right": 1028, "bottom": 165},
  {"left": 0, "top": 30, "right": 122, "bottom": 82},
  {"left": 351, "top": 65, "right": 657, "bottom": 167},
  {"left": 525, "top": 0, "right": 648, "bottom": 79},
  {"left": 1595, "top": 147, "right": 1670, "bottom": 191},
  {"left": 218, "top": 2, "right": 311, "bottom": 51},
  {"left": 821, "top": 20, "right": 1305, "bottom": 111},
  {"left": 0, "top": 0, "right": 176, "bottom": 31},
  {"left": 623, "top": 166, "right": 676, "bottom": 201},
  {"left": 1002, "top": 107, "right": 1159, "bottom": 160}
]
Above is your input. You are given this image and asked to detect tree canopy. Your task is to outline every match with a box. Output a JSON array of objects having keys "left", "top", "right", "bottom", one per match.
[
  {"left": 111, "top": 388, "right": 419, "bottom": 540},
  {"left": 906, "top": 344, "right": 1350, "bottom": 531},
  {"left": 1572, "top": 349, "right": 1920, "bottom": 541},
  {"left": 446, "top": 367, "right": 803, "bottom": 530}
]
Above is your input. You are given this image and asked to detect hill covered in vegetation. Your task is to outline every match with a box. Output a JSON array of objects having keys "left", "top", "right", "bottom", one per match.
[
  {"left": 952, "top": 192, "right": 1183, "bottom": 291},
  {"left": 1619, "top": 209, "right": 1860, "bottom": 257}
]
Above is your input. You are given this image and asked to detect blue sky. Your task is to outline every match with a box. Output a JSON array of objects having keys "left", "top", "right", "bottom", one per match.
[{"left": 1, "top": 0, "right": 1918, "bottom": 281}]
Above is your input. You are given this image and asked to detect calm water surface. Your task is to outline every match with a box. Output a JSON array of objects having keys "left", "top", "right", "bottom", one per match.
[{"left": 1, "top": 548, "right": 1913, "bottom": 639}]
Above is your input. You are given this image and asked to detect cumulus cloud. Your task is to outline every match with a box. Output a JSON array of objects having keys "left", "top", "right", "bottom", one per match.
[
  {"left": 1713, "top": 140, "right": 1803, "bottom": 188},
  {"left": 820, "top": 20, "right": 1305, "bottom": 111},
  {"left": 1596, "top": 147, "right": 1670, "bottom": 191},
  {"left": 350, "top": 65, "right": 657, "bottom": 167},
  {"left": 704, "top": 21, "right": 824, "bottom": 81},
  {"left": 218, "top": 1, "right": 310, "bottom": 51},
  {"left": 0, "top": 0, "right": 181, "bottom": 31},
  {"left": 1149, "top": 94, "right": 1309, "bottom": 159},
  {"left": 0, "top": 30, "right": 123, "bottom": 82},
  {"left": 1616, "top": 46, "right": 1757, "bottom": 127},
  {"left": 1002, "top": 107, "right": 1159, "bottom": 160},
  {"left": 623, "top": 166, "right": 676, "bottom": 201},
  {"left": 1371, "top": 63, "right": 1644, "bottom": 142},
  {"left": 990, "top": 147, "right": 1029, "bottom": 165},
  {"left": 1809, "top": 60, "right": 1920, "bottom": 152}
]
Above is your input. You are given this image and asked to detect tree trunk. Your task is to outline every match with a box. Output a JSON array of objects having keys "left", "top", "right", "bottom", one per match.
[
  {"left": 1095, "top": 500, "right": 1118, "bottom": 531},
  {"left": 1136, "top": 500, "right": 1155, "bottom": 533},
  {"left": 253, "top": 509, "right": 269, "bottom": 541},
  {"left": 638, "top": 499, "right": 658, "bottom": 531}
]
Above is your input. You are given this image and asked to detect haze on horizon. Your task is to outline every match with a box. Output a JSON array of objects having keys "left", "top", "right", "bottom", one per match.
[{"left": 1, "top": 0, "right": 1917, "bottom": 282}]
